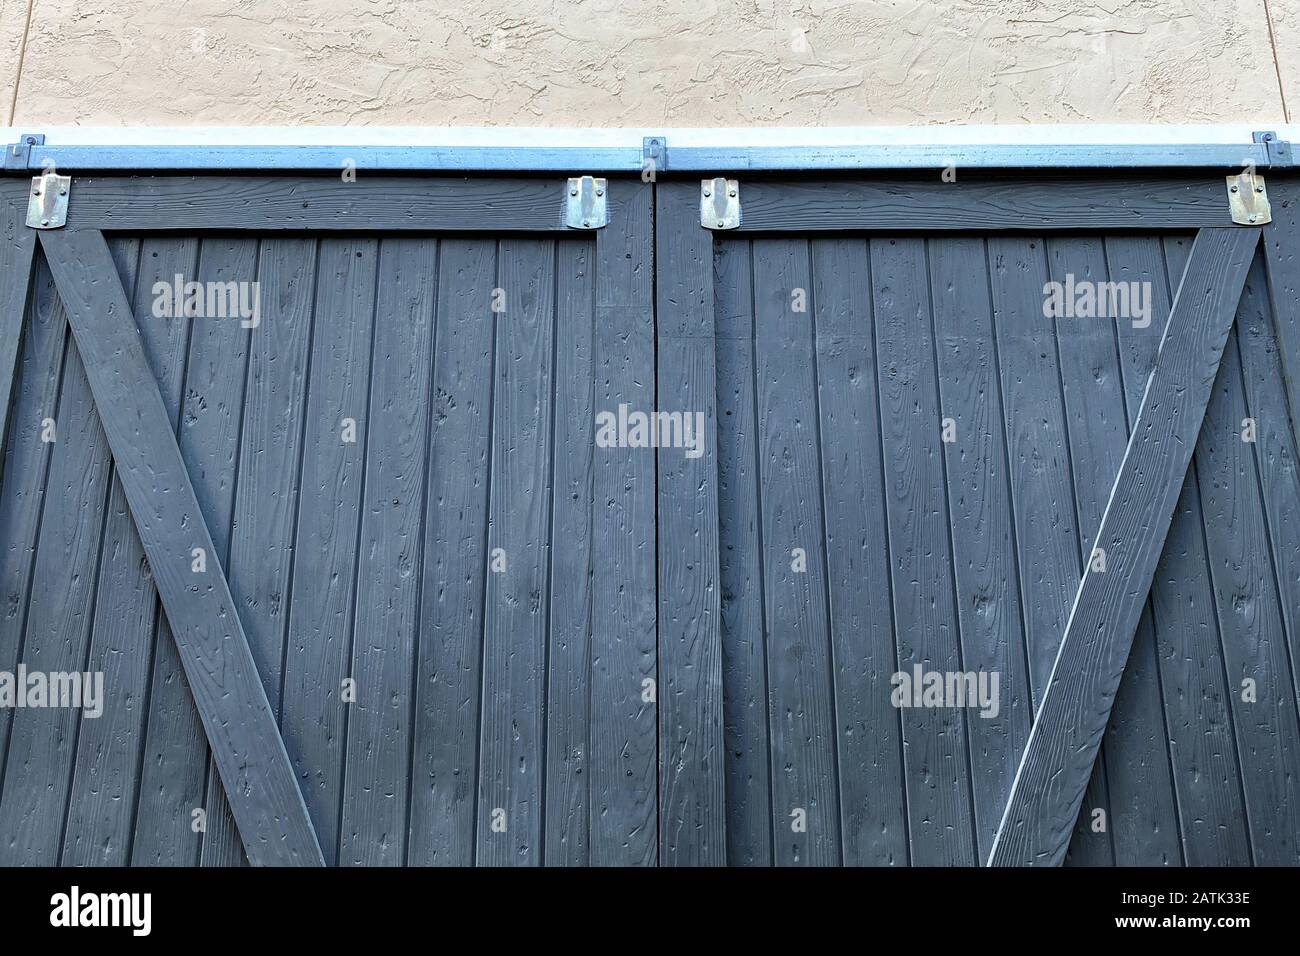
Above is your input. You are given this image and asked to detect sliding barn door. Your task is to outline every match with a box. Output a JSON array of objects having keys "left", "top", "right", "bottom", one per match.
[{"left": 654, "top": 175, "right": 1294, "bottom": 867}]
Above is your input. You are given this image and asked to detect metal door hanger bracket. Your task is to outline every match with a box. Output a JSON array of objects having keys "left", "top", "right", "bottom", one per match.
[
  {"left": 565, "top": 176, "right": 607, "bottom": 229},
  {"left": 1226, "top": 171, "right": 1270, "bottom": 225},
  {"left": 701, "top": 178, "right": 740, "bottom": 230},
  {"left": 27, "top": 170, "right": 71, "bottom": 229}
]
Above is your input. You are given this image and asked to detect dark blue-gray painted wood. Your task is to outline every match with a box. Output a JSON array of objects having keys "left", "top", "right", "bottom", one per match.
[
  {"left": 39, "top": 227, "right": 324, "bottom": 866},
  {"left": 543, "top": 240, "right": 596, "bottom": 866},
  {"left": 751, "top": 238, "right": 841, "bottom": 865},
  {"left": 132, "top": 238, "right": 257, "bottom": 866},
  {"left": 656, "top": 182, "right": 725, "bottom": 865},
  {"left": 475, "top": 240, "right": 556, "bottom": 867},
  {"left": 990, "top": 227, "right": 1259, "bottom": 867},
  {"left": 592, "top": 185, "right": 657, "bottom": 866},
  {"left": 339, "top": 238, "right": 437, "bottom": 866},
  {"left": 872, "top": 237, "right": 976, "bottom": 865},
  {"left": 929, "top": 237, "right": 1032, "bottom": 862},
  {"left": 0, "top": 195, "right": 36, "bottom": 478},
  {"left": 810, "top": 238, "right": 907, "bottom": 866},
  {"left": 0, "top": 256, "right": 67, "bottom": 844},
  {"left": 407, "top": 240, "right": 496, "bottom": 866},
  {"left": 1194, "top": 322, "right": 1300, "bottom": 865},
  {"left": 280, "top": 238, "right": 378, "bottom": 867},
  {"left": 713, "top": 239, "right": 773, "bottom": 866}
]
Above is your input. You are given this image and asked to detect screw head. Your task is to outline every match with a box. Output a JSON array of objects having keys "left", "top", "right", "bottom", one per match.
[
  {"left": 703, "top": 188, "right": 711, "bottom": 197},
  {"left": 582, "top": 219, "right": 590, "bottom": 227},
  {"left": 40, "top": 218, "right": 48, "bottom": 226},
  {"left": 717, "top": 219, "right": 725, "bottom": 227},
  {"left": 1255, "top": 184, "right": 1264, "bottom": 193},
  {"left": 1230, "top": 184, "right": 1239, "bottom": 193},
  {"left": 570, "top": 187, "right": 579, "bottom": 196},
  {"left": 32, "top": 188, "right": 40, "bottom": 196},
  {"left": 595, "top": 187, "right": 604, "bottom": 196},
  {"left": 1249, "top": 214, "right": 1258, "bottom": 223},
  {"left": 729, "top": 189, "right": 737, "bottom": 197},
  {"left": 59, "top": 188, "right": 67, "bottom": 196}
]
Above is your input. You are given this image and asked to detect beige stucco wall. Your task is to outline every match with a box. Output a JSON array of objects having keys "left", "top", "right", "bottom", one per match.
[{"left": 0, "top": 0, "right": 1294, "bottom": 127}]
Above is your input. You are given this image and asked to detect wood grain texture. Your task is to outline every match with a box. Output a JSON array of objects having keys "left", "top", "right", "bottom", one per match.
[
  {"left": 65, "top": 177, "right": 569, "bottom": 232},
  {"left": 592, "top": 183, "right": 657, "bottom": 866},
  {"left": 735, "top": 177, "right": 1234, "bottom": 233},
  {"left": 542, "top": 239, "right": 596, "bottom": 866},
  {"left": 61, "top": 237, "right": 184, "bottom": 867},
  {"left": 929, "top": 237, "right": 1032, "bottom": 862},
  {"left": 198, "top": 237, "right": 319, "bottom": 867},
  {"left": 656, "top": 181, "right": 725, "bottom": 865},
  {"left": 39, "top": 227, "right": 323, "bottom": 866},
  {"left": 132, "top": 238, "right": 257, "bottom": 866},
  {"left": 0, "top": 256, "right": 68, "bottom": 829},
  {"left": 1139, "top": 235, "right": 1251, "bottom": 865},
  {"left": 279, "top": 238, "right": 378, "bottom": 866},
  {"left": 339, "top": 238, "right": 437, "bottom": 866},
  {"left": 810, "top": 238, "right": 907, "bottom": 865},
  {"left": 713, "top": 238, "right": 773, "bottom": 865},
  {"left": 474, "top": 239, "right": 556, "bottom": 867},
  {"left": 750, "top": 238, "right": 840, "bottom": 865},
  {"left": 0, "top": 193, "right": 36, "bottom": 474},
  {"left": 989, "top": 226, "right": 1259, "bottom": 867},
  {"left": 1194, "top": 321, "right": 1300, "bottom": 865},
  {"left": 408, "top": 239, "right": 495, "bottom": 866},
  {"left": 0, "top": 293, "right": 115, "bottom": 865},
  {"left": 1261, "top": 178, "right": 1300, "bottom": 460},
  {"left": 1235, "top": 252, "right": 1300, "bottom": 755},
  {"left": 986, "top": 237, "right": 1081, "bottom": 706},
  {"left": 872, "top": 237, "right": 976, "bottom": 865}
]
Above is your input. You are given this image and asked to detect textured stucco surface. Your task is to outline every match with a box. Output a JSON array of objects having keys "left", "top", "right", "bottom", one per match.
[{"left": 0, "top": 0, "right": 1294, "bottom": 126}]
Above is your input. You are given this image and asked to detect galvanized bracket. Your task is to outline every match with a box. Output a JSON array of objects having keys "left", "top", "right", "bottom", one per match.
[
  {"left": 1253, "top": 130, "right": 1293, "bottom": 169},
  {"left": 565, "top": 176, "right": 607, "bottom": 229},
  {"left": 701, "top": 178, "right": 740, "bottom": 230},
  {"left": 5, "top": 132, "right": 44, "bottom": 171},
  {"left": 1226, "top": 171, "right": 1270, "bottom": 225},
  {"left": 643, "top": 136, "right": 668, "bottom": 175},
  {"left": 26, "top": 170, "right": 71, "bottom": 229}
]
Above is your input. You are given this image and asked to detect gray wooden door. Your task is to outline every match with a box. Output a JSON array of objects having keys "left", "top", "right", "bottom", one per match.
[{"left": 0, "top": 172, "right": 1297, "bottom": 866}]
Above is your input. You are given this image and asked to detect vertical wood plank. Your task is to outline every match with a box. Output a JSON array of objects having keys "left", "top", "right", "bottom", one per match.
[
  {"left": 872, "top": 236, "right": 976, "bottom": 865},
  {"left": 929, "top": 237, "right": 1033, "bottom": 862},
  {"left": 713, "top": 238, "right": 772, "bottom": 865},
  {"left": 339, "top": 238, "right": 438, "bottom": 866},
  {"left": 751, "top": 238, "right": 840, "bottom": 865},
  {"left": 0, "top": 291, "right": 115, "bottom": 864},
  {"left": 0, "top": 195, "right": 36, "bottom": 471},
  {"left": 407, "top": 239, "right": 495, "bottom": 866},
  {"left": 62, "top": 237, "right": 189, "bottom": 866},
  {"left": 656, "top": 181, "right": 725, "bottom": 865},
  {"left": 811, "top": 238, "right": 908, "bottom": 865},
  {"left": 1261, "top": 178, "right": 1300, "bottom": 450},
  {"left": 474, "top": 239, "right": 556, "bottom": 866},
  {"left": 1235, "top": 253, "right": 1300, "bottom": 736},
  {"left": 0, "top": 257, "right": 68, "bottom": 827},
  {"left": 542, "top": 239, "right": 596, "bottom": 866},
  {"left": 39, "top": 227, "right": 324, "bottom": 866},
  {"left": 132, "top": 238, "right": 257, "bottom": 866},
  {"left": 592, "top": 182, "right": 658, "bottom": 866},
  {"left": 989, "top": 227, "right": 1258, "bottom": 867},
  {"left": 279, "top": 238, "right": 378, "bottom": 866},
  {"left": 199, "top": 237, "right": 319, "bottom": 867},
  {"left": 1194, "top": 321, "right": 1300, "bottom": 865}
]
